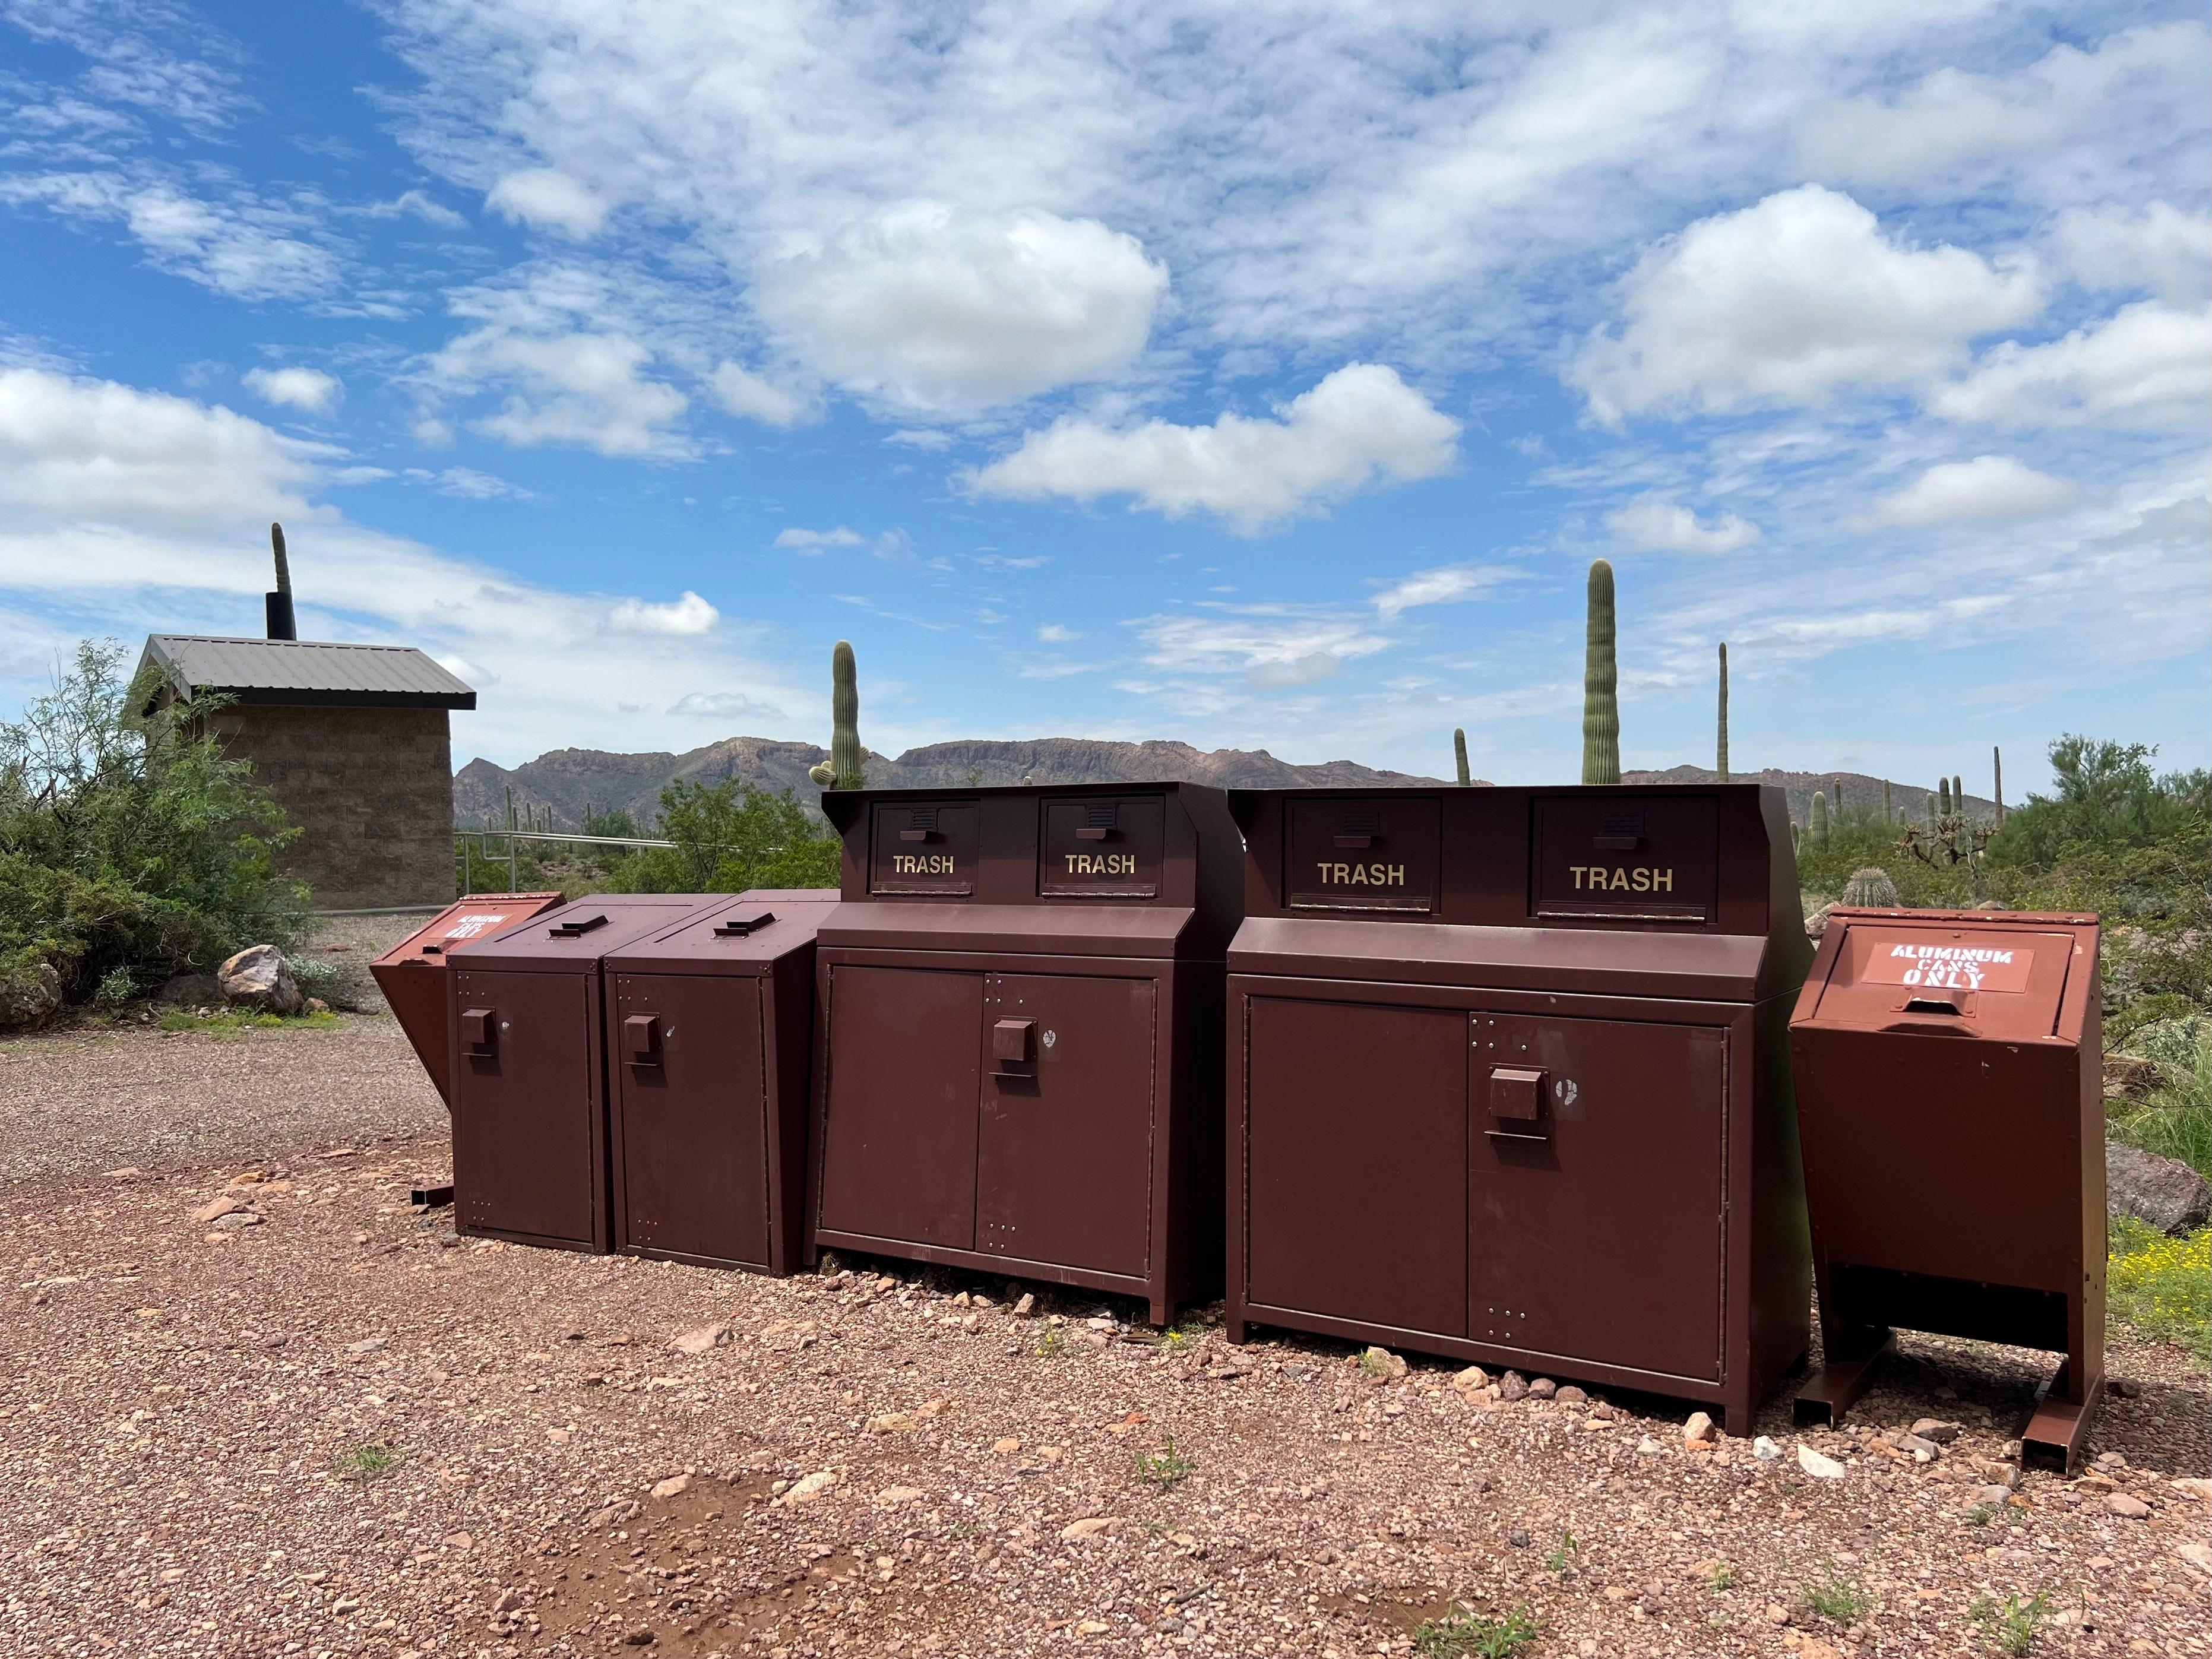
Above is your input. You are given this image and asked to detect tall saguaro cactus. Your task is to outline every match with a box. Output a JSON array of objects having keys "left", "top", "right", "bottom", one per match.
[
  {"left": 806, "top": 639, "right": 866, "bottom": 790},
  {"left": 1715, "top": 642, "right": 1729, "bottom": 782},
  {"left": 1952, "top": 774, "right": 1964, "bottom": 817},
  {"left": 1581, "top": 559, "right": 1620, "bottom": 786},
  {"left": 1809, "top": 789, "right": 1830, "bottom": 849},
  {"left": 1993, "top": 746, "right": 2005, "bottom": 825},
  {"left": 1453, "top": 727, "right": 1471, "bottom": 786}
]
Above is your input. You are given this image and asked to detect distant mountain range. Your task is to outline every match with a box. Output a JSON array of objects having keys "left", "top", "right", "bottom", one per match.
[
  {"left": 453, "top": 738, "right": 1995, "bottom": 832},
  {"left": 452, "top": 737, "right": 1458, "bottom": 829}
]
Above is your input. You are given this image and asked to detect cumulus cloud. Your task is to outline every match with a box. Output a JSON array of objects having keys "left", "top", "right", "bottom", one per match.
[
  {"left": 708, "top": 363, "right": 819, "bottom": 428},
  {"left": 1371, "top": 564, "right": 1512, "bottom": 620},
  {"left": 1606, "top": 496, "right": 1761, "bottom": 554},
  {"left": 774, "top": 526, "right": 865, "bottom": 552},
  {"left": 243, "top": 366, "right": 342, "bottom": 413},
  {"left": 1570, "top": 186, "right": 2043, "bottom": 423},
  {"left": 486, "top": 169, "right": 611, "bottom": 238},
  {"left": 966, "top": 364, "right": 1460, "bottom": 533},
  {"left": 609, "top": 591, "right": 719, "bottom": 635},
  {"left": 1796, "top": 23, "right": 2209, "bottom": 188},
  {"left": 1929, "top": 301, "right": 2211, "bottom": 428},
  {"left": 752, "top": 203, "right": 1167, "bottom": 414},
  {"left": 2050, "top": 204, "right": 2212, "bottom": 304},
  {"left": 1857, "top": 455, "right": 2080, "bottom": 528}
]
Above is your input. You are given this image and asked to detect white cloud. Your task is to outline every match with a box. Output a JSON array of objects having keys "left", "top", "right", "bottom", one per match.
[
  {"left": 708, "top": 363, "right": 818, "bottom": 428},
  {"left": 1929, "top": 301, "right": 2211, "bottom": 429},
  {"left": 362, "top": 188, "right": 469, "bottom": 230},
  {"left": 774, "top": 526, "right": 866, "bottom": 552},
  {"left": 752, "top": 203, "right": 1167, "bottom": 414},
  {"left": 0, "top": 171, "right": 341, "bottom": 302},
  {"left": 406, "top": 466, "right": 534, "bottom": 500},
  {"left": 1036, "top": 623, "right": 1080, "bottom": 642},
  {"left": 1607, "top": 497, "right": 1762, "bottom": 554},
  {"left": 242, "top": 366, "right": 343, "bottom": 414},
  {"left": 1371, "top": 564, "right": 1512, "bottom": 620},
  {"left": 666, "top": 689, "right": 783, "bottom": 722},
  {"left": 1796, "top": 23, "right": 2210, "bottom": 188},
  {"left": 1857, "top": 455, "right": 2080, "bottom": 528},
  {"left": 1135, "top": 609, "right": 1393, "bottom": 688},
  {"left": 2050, "top": 203, "right": 2212, "bottom": 303},
  {"left": 609, "top": 591, "right": 719, "bottom": 635},
  {"left": 485, "top": 168, "right": 610, "bottom": 238},
  {"left": 1571, "top": 186, "right": 2043, "bottom": 423},
  {"left": 0, "top": 367, "right": 802, "bottom": 761},
  {"left": 966, "top": 364, "right": 1460, "bottom": 534},
  {"left": 887, "top": 429, "right": 955, "bottom": 452}
]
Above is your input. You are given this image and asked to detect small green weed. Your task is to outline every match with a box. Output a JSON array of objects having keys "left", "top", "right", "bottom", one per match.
[
  {"left": 1153, "top": 1322, "right": 1201, "bottom": 1350},
  {"left": 1034, "top": 1325, "right": 1065, "bottom": 1359},
  {"left": 94, "top": 966, "right": 135, "bottom": 1006},
  {"left": 1543, "top": 1530, "right": 1578, "bottom": 1574},
  {"left": 1703, "top": 1559, "right": 1737, "bottom": 1591},
  {"left": 1801, "top": 1565, "right": 1870, "bottom": 1624},
  {"left": 1966, "top": 1500, "right": 2027, "bottom": 1528},
  {"left": 1135, "top": 1436, "right": 1196, "bottom": 1492},
  {"left": 1970, "top": 1590, "right": 2053, "bottom": 1656},
  {"left": 160, "top": 1007, "right": 339, "bottom": 1037},
  {"left": 1412, "top": 1606, "right": 1539, "bottom": 1658},
  {"left": 331, "top": 1443, "right": 400, "bottom": 1482},
  {"left": 1356, "top": 1348, "right": 1395, "bottom": 1379}
]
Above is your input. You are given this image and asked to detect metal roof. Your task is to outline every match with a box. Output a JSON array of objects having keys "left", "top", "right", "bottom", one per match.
[{"left": 138, "top": 635, "right": 476, "bottom": 710}]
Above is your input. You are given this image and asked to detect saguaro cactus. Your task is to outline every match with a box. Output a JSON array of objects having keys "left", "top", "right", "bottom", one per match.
[
  {"left": 1993, "top": 745, "right": 2005, "bottom": 825},
  {"left": 1453, "top": 727, "right": 1471, "bottom": 787},
  {"left": 806, "top": 640, "right": 866, "bottom": 789},
  {"left": 1809, "top": 789, "right": 1830, "bottom": 848},
  {"left": 1938, "top": 778, "right": 1951, "bottom": 816},
  {"left": 1952, "top": 774, "right": 1964, "bottom": 816},
  {"left": 271, "top": 522, "right": 292, "bottom": 597},
  {"left": 1581, "top": 559, "right": 1620, "bottom": 786},
  {"left": 1715, "top": 642, "right": 1729, "bottom": 783},
  {"left": 1882, "top": 779, "right": 1893, "bottom": 821},
  {"left": 1834, "top": 777, "right": 1846, "bottom": 815}
]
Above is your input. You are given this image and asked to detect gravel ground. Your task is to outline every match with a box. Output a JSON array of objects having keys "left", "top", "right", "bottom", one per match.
[
  {"left": 0, "top": 1016, "right": 442, "bottom": 1185},
  {"left": 2, "top": 1024, "right": 2207, "bottom": 1659}
]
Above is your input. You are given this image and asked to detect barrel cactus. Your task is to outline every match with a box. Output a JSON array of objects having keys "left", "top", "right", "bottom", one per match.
[
  {"left": 806, "top": 639, "right": 866, "bottom": 789},
  {"left": 1581, "top": 559, "right": 1620, "bottom": 786},
  {"left": 1453, "top": 727, "right": 1470, "bottom": 787},
  {"left": 1842, "top": 866, "right": 1900, "bottom": 908},
  {"left": 1809, "top": 789, "right": 1830, "bottom": 848}
]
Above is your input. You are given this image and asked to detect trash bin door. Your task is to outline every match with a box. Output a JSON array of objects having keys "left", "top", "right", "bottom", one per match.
[
  {"left": 819, "top": 965, "right": 983, "bottom": 1249},
  {"left": 1469, "top": 1012, "right": 1724, "bottom": 1382},
  {"left": 976, "top": 973, "right": 1156, "bottom": 1275},
  {"left": 613, "top": 973, "right": 770, "bottom": 1268},
  {"left": 451, "top": 968, "right": 597, "bottom": 1245},
  {"left": 1246, "top": 998, "right": 1469, "bottom": 1336}
]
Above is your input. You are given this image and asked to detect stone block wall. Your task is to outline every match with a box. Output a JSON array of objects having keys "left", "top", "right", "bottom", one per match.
[{"left": 211, "top": 705, "right": 456, "bottom": 909}]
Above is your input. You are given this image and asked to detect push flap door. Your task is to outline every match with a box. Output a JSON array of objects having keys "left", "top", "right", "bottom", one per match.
[
  {"left": 1040, "top": 795, "right": 1164, "bottom": 898},
  {"left": 1532, "top": 795, "right": 1719, "bottom": 923},
  {"left": 1811, "top": 921, "right": 2072, "bottom": 1040},
  {"left": 869, "top": 801, "right": 980, "bottom": 897},
  {"left": 1285, "top": 796, "right": 1442, "bottom": 913}
]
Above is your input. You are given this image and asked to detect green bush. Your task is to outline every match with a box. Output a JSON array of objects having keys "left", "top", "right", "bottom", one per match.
[
  {"left": 1, "top": 641, "right": 305, "bottom": 1011},
  {"left": 606, "top": 777, "right": 838, "bottom": 894}
]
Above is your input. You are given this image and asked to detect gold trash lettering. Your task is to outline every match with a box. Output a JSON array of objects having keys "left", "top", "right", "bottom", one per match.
[
  {"left": 1314, "top": 862, "right": 1407, "bottom": 887},
  {"left": 1062, "top": 853, "right": 1138, "bottom": 876},
  {"left": 1570, "top": 865, "right": 1675, "bottom": 892},
  {"left": 891, "top": 853, "right": 957, "bottom": 875}
]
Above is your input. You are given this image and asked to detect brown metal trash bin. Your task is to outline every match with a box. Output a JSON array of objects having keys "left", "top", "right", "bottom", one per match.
[
  {"left": 442, "top": 893, "right": 727, "bottom": 1252},
  {"left": 602, "top": 891, "right": 837, "bottom": 1274},
  {"left": 1789, "top": 907, "right": 2105, "bottom": 1469},
  {"left": 809, "top": 785, "right": 1242, "bottom": 1325},
  {"left": 1226, "top": 785, "right": 1812, "bottom": 1435},
  {"left": 372, "top": 893, "right": 565, "bottom": 1106}
]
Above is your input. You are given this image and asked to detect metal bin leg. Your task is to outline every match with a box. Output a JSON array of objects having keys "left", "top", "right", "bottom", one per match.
[{"left": 1793, "top": 1327, "right": 1894, "bottom": 1427}]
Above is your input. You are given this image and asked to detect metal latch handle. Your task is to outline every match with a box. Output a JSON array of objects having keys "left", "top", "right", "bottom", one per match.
[
  {"left": 548, "top": 913, "right": 609, "bottom": 938},
  {"left": 624, "top": 1014, "right": 662, "bottom": 1065},
  {"left": 711, "top": 909, "right": 776, "bottom": 937}
]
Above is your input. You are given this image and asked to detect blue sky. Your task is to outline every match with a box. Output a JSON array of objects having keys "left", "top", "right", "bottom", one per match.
[{"left": 2, "top": 1, "right": 2205, "bottom": 790}]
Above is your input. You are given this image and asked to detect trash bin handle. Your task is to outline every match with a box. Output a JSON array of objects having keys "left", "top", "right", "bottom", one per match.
[{"left": 1879, "top": 1015, "right": 1979, "bottom": 1036}]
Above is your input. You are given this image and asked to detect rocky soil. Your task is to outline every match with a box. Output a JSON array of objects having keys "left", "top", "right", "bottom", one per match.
[{"left": 2, "top": 1018, "right": 2208, "bottom": 1659}]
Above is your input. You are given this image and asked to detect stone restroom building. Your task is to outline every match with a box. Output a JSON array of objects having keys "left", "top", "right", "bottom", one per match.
[{"left": 136, "top": 634, "right": 476, "bottom": 909}]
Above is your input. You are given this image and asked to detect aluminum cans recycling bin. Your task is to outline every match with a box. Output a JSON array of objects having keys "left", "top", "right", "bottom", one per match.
[
  {"left": 600, "top": 891, "right": 837, "bottom": 1274},
  {"left": 1226, "top": 784, "right": 1812, "bottom": 1433},
  {"left": 371, "top": 892, "right": 565, "bottom": 1106},
  {"left": 809, "top": 785, "right": 1243, "bottom": 1324},
  {"left": 1789, "top": 907, "right": 2105, "bottom": 1468},
  {"left": 441, "top": 893, "right": 724, "bottom": 1252}
]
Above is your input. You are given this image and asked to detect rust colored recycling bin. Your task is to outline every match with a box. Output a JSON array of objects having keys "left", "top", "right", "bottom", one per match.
[
  {"left": 442, "top": 893, "right": 726, "bottom": 1252},
  {"left": 1789, "top": 907, "right": 2105, "bottom": 1468},
  {"left": 1226, "top": 785, "right": 1812, "bottom": 1435},
  {"left": 600, "top": 891, "right": 838, "bottom": 1275},
  {"left": 371, "top": 892, "right": 566, "bottom": 1106},
  {"left": 808, "top": 785, "right": 1242, "bottom": 1324}
]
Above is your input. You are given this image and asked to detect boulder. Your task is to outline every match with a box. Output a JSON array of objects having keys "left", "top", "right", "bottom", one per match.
[
  {"left": 218, "top": 946, "right": 303, "bottom": 1015},
  {"left": 1804, "top": 902, "right": 1838, "bottom": 943},
  {"left": 156, "top": 972, "right": 224, "bottom": 1008},
  {"left": 2107, "top": 1141, "right": 2212, "bottom": 1236},
  {"left": 0, "top": 960, "right": 62, "bottom": 1030}
]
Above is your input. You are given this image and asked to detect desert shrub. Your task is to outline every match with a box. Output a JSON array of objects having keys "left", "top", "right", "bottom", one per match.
[
  {"left": 606, "top": 777, "right": 838, "bottom": 894},
  {"left": 0, "top": 641, "right": 305, "bottom": 1009},
  {"left": 2108, "top": 1215, "right": 2211, "bottom": 1361}
]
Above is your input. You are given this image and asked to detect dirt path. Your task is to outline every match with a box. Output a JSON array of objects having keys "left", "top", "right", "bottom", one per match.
[{"left": 1, "top": 1025, "right": 2206, "bottom": 1659}]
